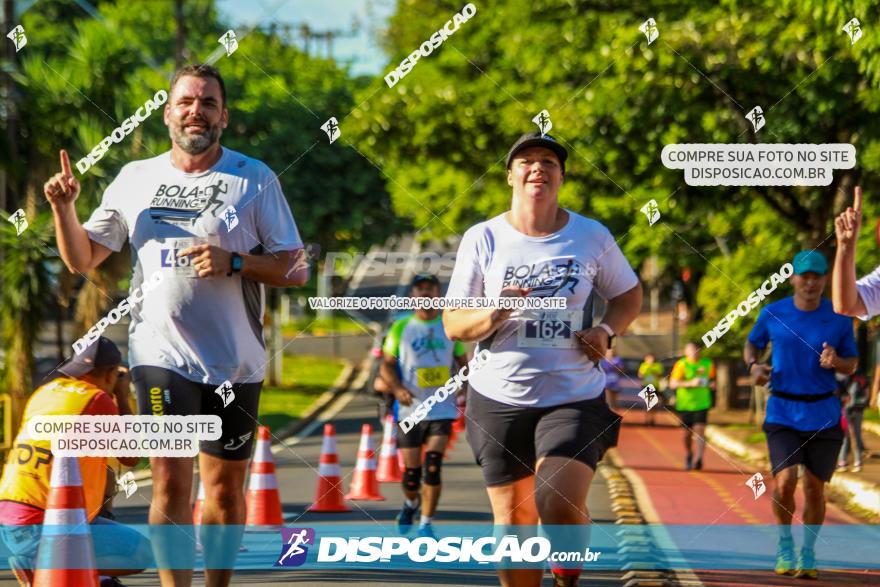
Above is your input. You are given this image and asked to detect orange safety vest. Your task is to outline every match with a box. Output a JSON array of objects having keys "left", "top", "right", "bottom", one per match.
[{"left": 0, "top": 377, "right": 112, "bottom": 521}]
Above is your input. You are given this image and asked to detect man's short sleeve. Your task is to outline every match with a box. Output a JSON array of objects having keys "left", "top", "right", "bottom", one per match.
[
  {"left": 592, "top": 228, "right": 639, "bottom": 300},
  {"left": 856, "top": 265, "right": 880, "bottom": 320},
  {"left": 446, "top": 226, "right": 487, "bottom": 299},
  {"left": 835, "top": 317, "right": 858, "bottom": 358},
  {"left": 669, "top": 359, "right": 685, "bottom": 381},
  {"left": 82, "top": 175, "right": 129, "bottom": 252},
  {"left": 383, "top": 318, "right": 407, "bottom": 358},
  {"left": 747, "top": 308, "right": 770, "bottom": 349},
  {"left": 254, "top": 165, "right": 303, "bottom": 253}
]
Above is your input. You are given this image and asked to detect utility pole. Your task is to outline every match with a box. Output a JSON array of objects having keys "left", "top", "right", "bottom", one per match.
[
  {"left": 174, "top": 0, "right": 186, "bottom": 68},
  {"left": 2, "top": 0, "right": 21, "bottom": 212}
]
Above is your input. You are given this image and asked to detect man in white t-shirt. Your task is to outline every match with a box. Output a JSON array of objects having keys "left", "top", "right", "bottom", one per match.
[
  {"left": 444, "top": 131, "right": 642, "bottom": 587},
  {"left": 379, "top": 273, "right": 469, "bottom": 537},
  {"left": 42, "top": 64, "right": 309, "bottom": 587}
]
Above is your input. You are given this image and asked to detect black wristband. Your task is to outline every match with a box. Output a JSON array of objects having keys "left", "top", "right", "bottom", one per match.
[{"left": 747, "top": 360, "right": 757, "bottom": 372}]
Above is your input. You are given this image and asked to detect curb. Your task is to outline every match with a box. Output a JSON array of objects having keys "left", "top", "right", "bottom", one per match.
[
  {"left": 862, "top": 419, "right": 880, "bottom": 437},
  {"left": 705, "top": 424, "right": 880, "bottom": 518},
  {"left": 600, "top": 451, "right": 676, "bottom": 586}
]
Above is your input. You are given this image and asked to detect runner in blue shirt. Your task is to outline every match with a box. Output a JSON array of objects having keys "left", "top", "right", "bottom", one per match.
[{"left": 743, "top": 250, "right": 857, "bottom": 579}]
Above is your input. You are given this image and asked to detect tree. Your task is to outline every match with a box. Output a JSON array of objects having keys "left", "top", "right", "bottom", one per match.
[{"left": 349, "top": 0, "right": 880, "bottom": 356}]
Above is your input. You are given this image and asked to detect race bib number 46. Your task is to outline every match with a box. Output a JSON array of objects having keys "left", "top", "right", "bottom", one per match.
[
  {"left": 416, "top": 366, "right": 449, "bottom": 388},
  {"left": 517, "top": 311, "right": 584, "bottom": 349},
  {"left": 159, "top": 237, "right": 216, "bottom": 277}
]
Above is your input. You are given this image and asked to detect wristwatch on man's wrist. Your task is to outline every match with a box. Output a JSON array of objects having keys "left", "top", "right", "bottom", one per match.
[
  {"left": 597, "top": 323, "right": 616, "bottom": 347},
  {"left": 228, "top": 252, "right": 243, "bottom": 277}
]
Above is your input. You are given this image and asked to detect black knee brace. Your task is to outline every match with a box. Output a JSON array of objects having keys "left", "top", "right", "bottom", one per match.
[
  {"left": 424, "top": 451, "right": 443, "bottom": 486},
  {"left": 402, "top": 467, "right": 421, "bottom": 492}
]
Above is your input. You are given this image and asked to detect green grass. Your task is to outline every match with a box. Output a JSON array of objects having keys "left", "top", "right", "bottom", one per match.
[
  {"left": 281, "top": 314, "right": 369, "bottom": 337},
  {"left": 746, "top": 431, "right": 767, "bottom": 444},
  {"left": 257, "top": 355, "right": 347, "bottom": 434}
]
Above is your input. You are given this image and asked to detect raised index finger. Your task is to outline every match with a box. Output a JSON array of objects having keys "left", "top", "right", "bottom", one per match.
[
  {"left": 60, "top": 149, "right": 72, "bottom": 177},
  {"left": 854, "top": 185, "right": 862, "bottom": 213}
]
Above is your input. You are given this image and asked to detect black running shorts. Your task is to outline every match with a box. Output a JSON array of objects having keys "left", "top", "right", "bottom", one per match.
[
  {"left": 466, "top": 390, "right": 621, "bottom": 487},
  {"left": 131, "top": 366, "right": 262, "bottom": 460},
  {"left": 396, "top": 419, "right": 454, "bottom": 449},
  {"left": 677, "top": 409, "right": 709, "bottom": 427},
  {"left": 763, "top": 422, "right": 844, "bottom": 482}
]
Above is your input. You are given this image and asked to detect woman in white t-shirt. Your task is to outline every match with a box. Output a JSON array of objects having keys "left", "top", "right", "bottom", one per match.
[{"left": 443, "top": 132, "right": 643, "bottom": 587}]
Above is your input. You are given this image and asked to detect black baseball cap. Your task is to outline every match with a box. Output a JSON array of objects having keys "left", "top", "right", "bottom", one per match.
[
  {"left": 58, "top": 336, "right": 123, "bottom": 378},
  {"left": 411, "top": 273, "right": 440, "bottom": 288},
  {"left": 505, "top": 131, "right": 568, "bottom": 173}
]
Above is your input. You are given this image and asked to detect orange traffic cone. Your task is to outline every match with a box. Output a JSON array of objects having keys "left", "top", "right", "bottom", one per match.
[
  {"left": 345, "top": 423, "right": 385, "bottom": 501},
  {"left": 453, "top": 406, "right": 466, "bottom": 432},
  {"left": 193, "top": 478, "right": 205, "bottom": 525},
  {"left": 245, "top": 426, "right": 283, "bottom": 526},
  {"left": 33, "top": 456, "right": 99, "bottom": 587},
  {"left": 307, "top": 423, "right": 351, "bottom": 512},
  {"left": 377, "top": 415, "right": 402, "bottom": 483}
]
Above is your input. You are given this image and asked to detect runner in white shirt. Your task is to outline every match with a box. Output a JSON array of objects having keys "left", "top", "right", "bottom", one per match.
[
  {"left": 379, "top": 273, "right": 469, "bottom": 537},
  {"left": 42, "top": 64, "right": 309, "bottom": 587},
  {"left": 444, "top": 131, "right": 643, "bottom": 587}
]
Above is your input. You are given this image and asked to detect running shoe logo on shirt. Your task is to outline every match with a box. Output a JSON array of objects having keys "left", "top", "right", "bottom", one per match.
[
  {"left": 502, "top": 259, "right": 596, "bottom": 295},
  {"left": 150, "top": 179, "right": 228, "bottom": 223}
]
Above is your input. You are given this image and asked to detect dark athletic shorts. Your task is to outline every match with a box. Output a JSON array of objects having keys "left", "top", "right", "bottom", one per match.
[
  {"left": 763, "top": 422, "right": 844, "bottom": 482},
  {"left": 131, "top": 366, "right": 262, "bottom": 460},
  {"left": 466, "top": 390, "right": 621, "bottom": 487},
  {"left": 397, "top": 419, "right": 453, "bottom": 449},
  {"left": 677, "top": 409, "right": 709, "bottom": 427}
]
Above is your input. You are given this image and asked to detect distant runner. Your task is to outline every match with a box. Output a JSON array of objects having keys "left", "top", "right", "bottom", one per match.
[
  {"left": 380, "top": 273, "right": 469, "bottom": 537},
  {"left": 638, "top": 353, "right": 664, "bottom": 425},
  {"left": 669, "top": 342, "right": 715, "bottom": 470}
]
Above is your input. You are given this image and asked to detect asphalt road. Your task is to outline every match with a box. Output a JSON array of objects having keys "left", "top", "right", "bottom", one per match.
[{"left": 0, "top": 390, "right": 624, "bottom": 586}]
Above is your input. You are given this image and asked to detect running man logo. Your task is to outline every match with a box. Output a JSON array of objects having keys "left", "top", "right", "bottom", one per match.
[
  {"left": 532, "top": 110, "right": 552, "bottom": 137},
  {"left": 221, "top": 205, "right": 239, "bottom": 232},
  {"left": 843, "top": 18, "right": 862, "bottom": 46},
  {"left": 746, "top": 472, "right": 766, "bottom": 500},
  {"left": 117, "top": 471, "right": 138, "bottom": 498},
  {"left": 7, "top": 25, "right": 26, "bottom": 52},
  {"left": 215, "top": 380, "right": 235, "bottom": 408},
  {"left": 640, "top": 199, "right": 660, "bottom": 226},
  {"left": 275, "top": 527, "right": 315, "bottom": 567},
  {"left": 639, "top": 18, "right": 659, "bottom": 45},
  {"left": 746, "top": 106, "right": 765, "bottom": 133},
  {"left": 638, "top": 384, "right": 659, "bottom": 411},
  {"left": 219, "top": 30, "right": 238, "bottom": 56},
  {"left": 321, "top": 117, "right": 341, "bottom": 144},
  {"left": 8, "top": 208, "right": 27, "bottom": 236}
]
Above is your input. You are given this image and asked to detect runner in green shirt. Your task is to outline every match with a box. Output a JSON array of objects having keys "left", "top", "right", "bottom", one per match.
[{"left": 669, "top": 342, "right": 715, "bottom": 470}]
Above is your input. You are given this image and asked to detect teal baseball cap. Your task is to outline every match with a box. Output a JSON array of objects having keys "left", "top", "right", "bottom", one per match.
[{"left": 792, "top": 250, "right": 828, "bottom": 276}]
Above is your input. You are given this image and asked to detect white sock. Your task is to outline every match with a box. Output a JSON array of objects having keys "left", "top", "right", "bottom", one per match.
[{"left": 420, "top": 516, "right": 432, "bottom": 527}]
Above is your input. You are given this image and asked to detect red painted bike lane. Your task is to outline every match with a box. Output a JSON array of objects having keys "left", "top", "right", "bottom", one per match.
[{"left": 611, "top": 408, "right": 880, "bottom": 586}]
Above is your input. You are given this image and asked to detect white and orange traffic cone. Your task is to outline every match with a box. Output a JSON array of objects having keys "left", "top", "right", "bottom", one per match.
[
  {"left": 245, "top": 426, "right": 283, "bottom": 527},
  {"left": 307, "top": 423, "right": 351, "bottom": 512},
  {"left": 377, "top": 415, "right": 402, "bottom": 483},
  {"left": 33, "top": 456, "right": 99, "bottom": 587},
  {"left": 345, "top": 423, "right": 384, "bottom": 501}
]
